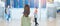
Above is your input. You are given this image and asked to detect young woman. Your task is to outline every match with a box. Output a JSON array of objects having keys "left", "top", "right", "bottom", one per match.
[{"left": 21, "top": 4, "right": 31, "bottom": 26}]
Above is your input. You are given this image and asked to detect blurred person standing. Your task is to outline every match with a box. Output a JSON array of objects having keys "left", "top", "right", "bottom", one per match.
[
  {"left": 0, "top": 0, "right": 5, "bottom": 20},
  {"left": 47, "top": 0, "right": 56, "bottom": 26},
  {"left": 47, "top": 0, "right": 56, "bottom": 19},
  {"left": 34, "top": 7, "right": 39, "bottom": 26},
  {"left": 21, "top": 4, "right": 31, "bottom": 26},
  {"left": 0, "top": 0, "right": 5, "bottom": 26},
  {"left": 5, "top": 0, "right": 11, "bottom": 21}
]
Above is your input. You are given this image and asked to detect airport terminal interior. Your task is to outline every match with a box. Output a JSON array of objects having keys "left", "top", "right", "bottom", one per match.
[{"left": 0, "top": 0, "right": 60, "bottom": 26}]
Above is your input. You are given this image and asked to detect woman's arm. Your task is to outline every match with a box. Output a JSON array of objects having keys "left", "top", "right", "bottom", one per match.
[{"left": 21, "top": 17, "right": 23, "bottom": 26}]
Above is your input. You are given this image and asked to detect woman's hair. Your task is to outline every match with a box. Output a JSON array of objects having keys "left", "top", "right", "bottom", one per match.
[
  {"left": 24, "top": 4, "right": 30, "bottom": 10},
  {"left": 24, "top": 4, "right": 30, "bottom": 15}
]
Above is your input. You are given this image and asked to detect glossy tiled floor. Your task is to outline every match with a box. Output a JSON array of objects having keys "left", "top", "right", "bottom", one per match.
[{"left": 0, "top": 9, "right": 60, "bottom": 26}]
